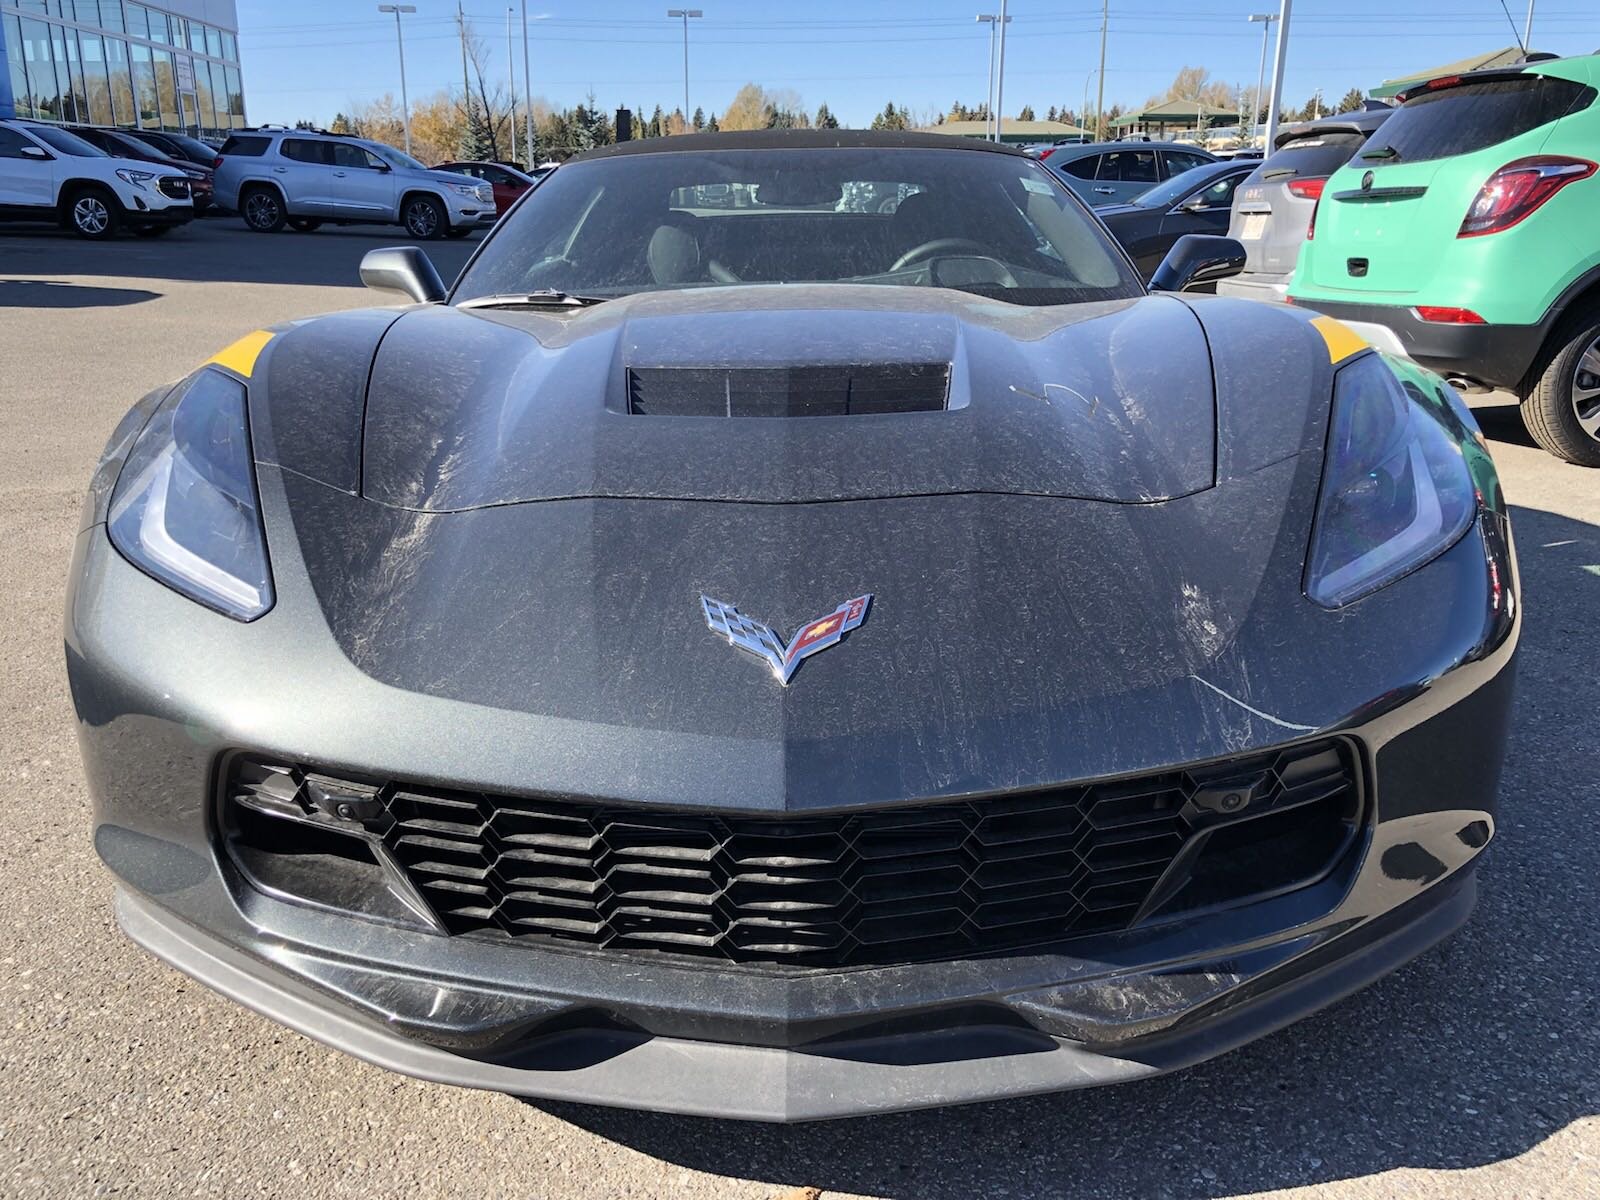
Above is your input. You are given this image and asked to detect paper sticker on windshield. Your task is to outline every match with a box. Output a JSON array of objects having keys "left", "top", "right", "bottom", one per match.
[{"left": 1021, "top": 177, "right": 1055, "bottom": 195}]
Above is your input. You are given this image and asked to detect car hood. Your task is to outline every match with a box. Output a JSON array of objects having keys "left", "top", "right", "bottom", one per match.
[
  {"left": 106, "top": 155, "right": 188, "bottom": 179},
  {"left": 357, "top": 286, "right": 1219, "bottom": 510}
]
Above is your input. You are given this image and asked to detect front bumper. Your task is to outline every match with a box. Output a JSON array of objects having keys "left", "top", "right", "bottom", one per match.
[
  {"left": 1286, "top": 297, "right": 1546, "bottom": 392},
  {"left": 69, "top": 488, "right": 1518, "bottom": 1118}
]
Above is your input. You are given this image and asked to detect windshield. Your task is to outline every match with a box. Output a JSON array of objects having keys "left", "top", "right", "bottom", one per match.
[
  {"left": 373, "top": 144, "right": 428, "bottom": 171},
  {"left": 1133, "top": 164, "right": 1227, "bottom": 209},
  {"left": 157, "top": 132, "right": 220, "bottom": 163},
  {"left": 30, "top": 126, "right": 106, "bottom": 158},
  {"left": 453, "top": 147, "right": 1141, "bottom": 307}
]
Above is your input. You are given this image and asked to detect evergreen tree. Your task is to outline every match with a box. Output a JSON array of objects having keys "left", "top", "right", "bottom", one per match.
[
  {"left": 460, "top": 96, "right": 495, "bottom": 159},
  {"left": 1336, "top": 87, "right": 1366, "bottom": 113},
  {"left": 692, "top": 105, "right": 706, "bottom": 130},
  {"left": 869, "top": 102, "right": 908, "bottom": 131},
  {"left": 649, "top": 104, "right": 665, "bottom": 138},
  {"left": 1018, "top": 104, "right": 1036, "bottom": 122},
  {"left": 706, "top": 114, "right": 720, "bottom": 132},
  {"left": 814, "top": 102, "right": 839, "bottom": 129},
  {"left": 329, "top": 112, "right": 352, "bottom": 134}
]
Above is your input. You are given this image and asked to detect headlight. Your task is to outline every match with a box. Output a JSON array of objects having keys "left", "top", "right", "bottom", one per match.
[
  {"left": 115, "top": 168, "right": 157, "bottom": 189},
  {"left": 107, "top": 368, "right": 274, "bottom": 621},
  {"left": 447, "top": 182, "right": 479, "bottom": 198},
  {"left": 1305, "top": 354, "right": 1476, "bottom": 608}
]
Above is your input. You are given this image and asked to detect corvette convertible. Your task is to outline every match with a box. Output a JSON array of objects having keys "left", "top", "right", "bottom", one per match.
[{"left": 68, "top": 131, "right": 1518, "bottom": 1121}]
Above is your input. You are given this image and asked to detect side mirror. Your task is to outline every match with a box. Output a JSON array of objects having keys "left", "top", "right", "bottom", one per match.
[
  {"left": 20, "top": 145, "right": 49, "bottom": 160},
  {"left": 360, "top": 246, "right": 447, "bottom": 304},
  {"left": 374, "top": 162, "right": 391, "bottom": 173},
  {"left": 1149, "top": 234, "right": 1246, "bottom": 293}
]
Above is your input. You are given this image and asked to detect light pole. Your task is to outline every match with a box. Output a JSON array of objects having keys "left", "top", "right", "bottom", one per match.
[
  {"left": 1093, "top": 0, "right": 1108, "bottom": 141},
  {"left": 993, "top": 0, "right": 1009, "bottom": 143},
  {"left": 378, "top": 4, "right": 416, "bottom": 156},
  {"left": 521, "top": 0, "right": 534, "bottom": 163},
  {"left": 505, "top": 6, "right": 517, "bottom": 163},
  {"left": 1524, "top": 0, "right": 1535, "bottom": 47},
  {"left": 1081, "top": 67, "right": 1099, "bottom": 136},
  {"left": 1247, "top": 13, "right": 1276, "bottom": 149},
  {"left": 1263, "top": 0, "right": 1293, "bottom": 156},
  {"left": 976, "top": 13, "right": 1011, "bottom": 141},
  {"left": 667, "top": 9, "right": 702, "bottom": 130}
]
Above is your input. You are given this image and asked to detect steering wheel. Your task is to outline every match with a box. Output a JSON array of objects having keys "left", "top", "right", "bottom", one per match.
[{"left": 890, "top": 237, "right": 993, "bottom": 272}]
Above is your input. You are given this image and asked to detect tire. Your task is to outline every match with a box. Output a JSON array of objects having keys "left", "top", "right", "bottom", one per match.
[
  {"left": 444, "top": 227, "right": 472, "bottom": 239},
  {"left": 132, "top": 224, "right": 174, "bottom": 238},
  {"left": 287, "top": 217, "right": 323, "bottom": 232},
  {"left": 64, "top": 186, "right": 119, "bottom": 240},
  {"left": 1521, "top": 306, "right": 1600, "bottom": 467},
  {"left": 401, "top": 194, "right": 446, "bottom": 240},
  {"left": 240, "top": 185, "right": 286, "bottom": 233}
]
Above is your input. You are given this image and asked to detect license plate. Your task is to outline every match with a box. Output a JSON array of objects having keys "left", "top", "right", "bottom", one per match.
[{"left": 1239, "top": 213, "right": 1268, "bottom": 240}]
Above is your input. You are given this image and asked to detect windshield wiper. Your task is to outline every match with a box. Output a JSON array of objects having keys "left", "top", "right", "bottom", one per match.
[
  {"left": 1360, "top": 145, "right": 1400, "bottom": 161},
  {"left": 458, "top": 290, "right": 609, "bottom": 310}
]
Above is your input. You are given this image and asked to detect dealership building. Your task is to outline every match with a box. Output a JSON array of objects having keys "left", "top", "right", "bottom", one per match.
[{"left": 0, "top": 1, "right": 245, "bottom": 137}]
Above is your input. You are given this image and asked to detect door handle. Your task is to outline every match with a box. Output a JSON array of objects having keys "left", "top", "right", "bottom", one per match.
[
  {"left": 271, "top": 166, "right": 287, "bottom": 173},
  {"left": 333, "top": 171, "right": 347, "bottom": 177}
]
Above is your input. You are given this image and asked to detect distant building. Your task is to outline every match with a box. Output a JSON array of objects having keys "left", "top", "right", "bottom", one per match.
[
  {"left": 0, "top": 1, "right": 245, "bottom": 138},
  {"left": 916, "top": 118, "right": 1092, "bottom": 146},
  {"left": 1369, "top": 46, "right": 1535, "bottom": 99},
  {"left": 1106, "top": 100, "right": 1238, "bottom": 140}
]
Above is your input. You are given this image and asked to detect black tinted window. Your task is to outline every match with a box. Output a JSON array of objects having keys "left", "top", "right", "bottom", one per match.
[
  {"left": 1363, "top": 76, "right": 1594, "bottom": 164},
  {"left": 1058, "top": 154, "right": 1099, "bottom": 180},
  {"left": 1251, "top": 130, "right": 1367, "bottom": 182},
  {"left": 0, "top": 127, "right": 33, "bottom": 158},
  {"left": 281, "top": 138, "right": 331, "bottom": 165},
  {"left": 220, "top": 135, "right": 269, "bottom": 157},
  {"left": 1099, "top": 150, "right": 1157, "bottom": 183}
]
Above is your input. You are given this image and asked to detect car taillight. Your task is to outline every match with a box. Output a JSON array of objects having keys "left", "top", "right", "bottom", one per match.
[
  {"left": 1287, "top": 177, "right": 1326, "bottom": 200},
  {"left": 213, "top": 156, "right": 224, "bottom": 168},
  {"left": 1458, "top": 155, "right": 1596, "bottom": 237},
  {"left": 1415, "top": 306, "right": 1486, "bottom": 324},
  {"left": 1306, "top": 197, "right": 1321, "bottom": 240},
  {"left": 1038, "top": 147, "right": 1056, "bottom": 160}
]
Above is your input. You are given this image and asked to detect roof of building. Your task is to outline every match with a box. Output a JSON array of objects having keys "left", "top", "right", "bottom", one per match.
[
  {"left": 1109, "top": 100, "right": 1238, "bottom": 127},
  {"left": 915, "top": 119, "right": 1091, "bottom": 139}
]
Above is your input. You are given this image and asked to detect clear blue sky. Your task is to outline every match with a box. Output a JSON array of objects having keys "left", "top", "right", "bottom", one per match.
[{"left": 237, "top": 1, "right": 1600, "bottom": 128}]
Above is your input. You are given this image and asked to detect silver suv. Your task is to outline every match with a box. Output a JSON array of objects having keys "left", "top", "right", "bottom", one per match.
[{"left": 213, "top": 128, "right": 496, "bottom": 239}]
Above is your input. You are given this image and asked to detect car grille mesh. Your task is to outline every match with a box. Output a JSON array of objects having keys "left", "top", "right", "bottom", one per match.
[{"left": 227, "top": 742, "right": 1357, "bottom": 968}]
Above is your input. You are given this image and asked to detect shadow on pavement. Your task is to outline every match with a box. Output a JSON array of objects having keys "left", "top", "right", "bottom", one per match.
[
  {"left": 538, "top": 504, "right": 1600, "bottom": 1198},
  {"left": 0, "top": 220, "right": 483, "bottom": 290},
  {"left": 0, "top": 279, "right": 160, "bottom": 308}
]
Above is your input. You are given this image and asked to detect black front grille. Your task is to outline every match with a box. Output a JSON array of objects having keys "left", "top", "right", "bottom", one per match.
[
  {"left": 626, "top": 364, "right": 950, "bottom": 417},
  {"left": 225, "top": 742, "right": 1361, "bottom": 969},
  {"left": 157, "top": 177, "right": 191, "bottom": 199}
]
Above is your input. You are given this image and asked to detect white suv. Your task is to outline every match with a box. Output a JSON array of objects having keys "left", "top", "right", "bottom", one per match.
[
  {"left": 0, "top": 119, "right": 195, "bottom": 239},
  {"left": 213, "top": 129, "right": 497, "bottom": 239}
]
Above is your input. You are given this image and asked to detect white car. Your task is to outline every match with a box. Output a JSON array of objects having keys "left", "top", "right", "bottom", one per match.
[{"left": 0, "top": 119, "right": 195, "bottom": 240}]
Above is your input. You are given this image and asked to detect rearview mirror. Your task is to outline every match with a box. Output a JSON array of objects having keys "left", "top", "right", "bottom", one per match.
[
  {"left": 360, "top": 246, "right": 447, "bottom": 304},
  {"left": 20, "top": 145, "right": 49, "bottom": 160},
  {"left": 1149, "top": 234, "right": 1246, "bottom": 293}
]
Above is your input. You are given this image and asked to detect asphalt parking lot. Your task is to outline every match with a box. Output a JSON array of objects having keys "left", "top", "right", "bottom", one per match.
[{"left": 2, "top": 217, "right": 1598, "bottom": 1199}]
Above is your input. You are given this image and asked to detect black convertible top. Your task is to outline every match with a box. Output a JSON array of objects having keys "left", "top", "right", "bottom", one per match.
[{"left": 574, "top": 128, "right": 1031, "bottom": 161}]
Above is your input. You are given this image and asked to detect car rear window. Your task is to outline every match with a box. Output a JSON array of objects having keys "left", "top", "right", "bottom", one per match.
[
  {"left": 1361, "top": 75, "right": 1595, "bottom": 165},
  {"left": 1249, "top": 131, "right": 1367, "bottom": 182},
  {"left": 281, "top": 138, "right": 333, "bottom": 164},
  {"left": 219, "top": 135, "right": 270, "bottom": 157}
]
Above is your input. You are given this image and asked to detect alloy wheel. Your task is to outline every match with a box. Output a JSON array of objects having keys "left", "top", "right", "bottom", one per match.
[
  {"left": 1572, "top": 336, "right": 1600, "bottom": 440},
  {"left": 405, "top": 200, "right": 438, "bottom": 239},
  {"left": 73, "top": 196, "right": 110, "bottom": 235},
  {"left": 245, "top": 193, "right": 280, "bottom": 229}
]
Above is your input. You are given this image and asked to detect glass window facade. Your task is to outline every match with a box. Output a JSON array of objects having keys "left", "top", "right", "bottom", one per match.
[{"left": 0, "top": 0, "right": 244, "bottom": 137}]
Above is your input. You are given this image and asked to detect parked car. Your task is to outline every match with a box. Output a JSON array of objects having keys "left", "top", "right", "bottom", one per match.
[
  {"left": 68, "top": 128, "right": 1516, "bottom": 1122},
  {"left": 1044, "top": 141, "right": 1218, "bottom": 206},
  {"left": 432, "top": 159, "right": 538, "bottom": 216},
  {"left": 63, "top": 125, "right": 214, "bottom": 215},
  {"left": 0, "top": 118, "right": 193, "bottom": 239},
  {"left": 1288, "top": 55, "right": 1600, "bottom": 464},
  {"left": 213, "top": 129, "right": 497, "bottom": 238},
  {"left": 1218, "top": 110, "right": 1391, "bottom": 303},
  {"left": 1095, "top": 159, "right": 1257, "bottom": 280},
  {"left": 121, "top": 129, "right": 225, "bottom": 173}
]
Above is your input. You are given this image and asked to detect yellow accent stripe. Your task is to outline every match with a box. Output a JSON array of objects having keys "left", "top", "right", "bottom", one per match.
[
  {"left": 1309, "top": 315, "right": 1368, "bottom": 364},
  {"left": 204, "top": 329, "right": 275, "bottom": 378}
]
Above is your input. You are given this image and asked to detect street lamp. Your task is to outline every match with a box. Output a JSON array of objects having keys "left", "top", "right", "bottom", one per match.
[
  {"left": 521, "top": 0, "right": 534, "bottom": 163},
  {"left": 378, "top": 4, "right": 417, "bottom": 156},
  {"left": 505, "top": 6, "right": 517, "bottom": 164},
  {"left": 1247, "top": 12, "right": 1277, "bottom": 149},
  {"left": 667, "top": 9, "right": 702, "bottom": 131},
  {"left": 975, "top": 13, "right": 1010, "bottom": 141},
  {"left": 1263, "top": 0, "right": 1293, "bottom": 155}
]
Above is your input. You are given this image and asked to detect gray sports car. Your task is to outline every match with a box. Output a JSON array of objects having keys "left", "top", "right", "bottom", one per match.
[{"left": 67, "top": 131, "right": 1518, "bottom": 1122}]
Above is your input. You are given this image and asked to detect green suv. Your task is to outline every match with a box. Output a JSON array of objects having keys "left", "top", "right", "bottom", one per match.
[{"left": 1289, "top": 55, "right": 1600, "bottom": 464}]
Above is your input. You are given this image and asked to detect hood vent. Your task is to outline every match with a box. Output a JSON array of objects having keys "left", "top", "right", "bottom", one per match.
[{"left": 627, "top": 364, "right": 951, "bottom": 417}]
